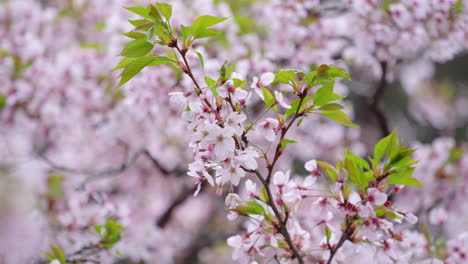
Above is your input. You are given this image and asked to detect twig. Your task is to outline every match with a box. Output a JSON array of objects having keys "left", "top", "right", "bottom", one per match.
[
  {"left": 369, "top": 61, "right": 390, "bottom": 137},
  {"left": 36, "top": 141, "right": 184, "bottom": 189},
  {"left": 156, "top": 184, "right": 199, "bottom": 228}
]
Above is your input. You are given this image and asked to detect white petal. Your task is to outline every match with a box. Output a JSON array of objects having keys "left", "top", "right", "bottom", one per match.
[{"left": 260, "top": 72, "right": 275, "bottom": 86}]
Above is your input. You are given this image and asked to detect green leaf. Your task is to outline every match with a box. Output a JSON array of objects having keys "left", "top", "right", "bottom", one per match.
[
  {"left": 386, "top": 132, "right": 400, "bottom": 161},
  {"left": 180, "top": 24, "right": 193, "bottom": 42},
  {"left": 328, "top": 66, "right": 350, "bottom": 80},
  {"left": 318, "top": 103, "right": 344, "bottom": 111},
  {"left": 0, "top": 93, "right": 6, "bottom": 108},
  {"left": 274, "top": 70, "right": 296, "bottom": 84},
  {"left": 195, "top": 28, "right": 221, "bottom": 39},
  {"left": 375, "top": 207, "right": 403, "bottom": 219},
  {"left": 285, "top": 96, "right": 312, "bottom": 118},
  {"left": 155, "top": 3, "right": 172, "bottom": 20},
  {"left": 98, "top": 219, "right": 124, "bottom": 249},
  {"left": 205, "top": 77, "right": 216, "bottom": 86},
  {"left": 262, "top": 87, "right": 275, "bottom": 108},
  {"left": 112, "top": 57, "right": 136, "bottom": 71},
  {"left": 192, "top": 15, "right": 228, "bottom": 39},
  {"left": 373, "top": 132, "right": 394, "bottom": 167},
  {"left": 325, "top": 225, "right": 332, "bottom": 243},
  {"left": 280, "top": 138, "right": 297, "bottom": 151},
  {"left": 259, "top": 186, "right": 268, "bottom": 202},
  {"left": 344, "top": 150, "right": 370, "bottom": 170},
  {"left": 147, "top": 4, "right": 163, "bottom": 21},
  {"left": 320, "top": 110, "right": 359, "bottom": 128},
  {"left": 117, "top": 56, "right": 170, "bottom": 87},
  {"left": 317, "top": 160, "right": 338, "bottom": 181},
  {"left": 313, "top": 81, "right": 344, "bottom": 106},
  {"left": 297, "top": 117, "right": 304, "bottom": 126},
  {"left": 51, "top": 244, "right": 66, "bottom": 264},
  {"left": 218, "top": 61, "right": 236, "bottom": 81},
  {"left": 122, "top": 31, "right": 146, "bottom": 39},
  {"left": 303, "top": 71, "right": 317, "bottom": 86},
  {"left": 386, "top": 148, "right": 416, "bottom": 169},
  {"left": 387, "top": 167, "right": 423, "bottom": 187},
  {"left": 193, "top": 49, "right": 204, "bottom": 70},
  {"left": 231, "top": 201, "right": 271, "bottom": 221},
  {"left": 344, "top": 158, "right": 367, "bottom": 187},
  {"left": 124, "top": 7, "right": 155, "bottom": 20},
  {"left": 120, "top": 39, "right": 154, "bottom": 58},
  {"left": 128, "top": 19, "right": 152, "bottom": 28}
]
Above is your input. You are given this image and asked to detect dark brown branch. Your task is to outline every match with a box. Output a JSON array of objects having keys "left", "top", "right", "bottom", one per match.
[
  {"left": 156, "top": 184, "right": 199, "bottom": 228},
  {"left": 327, "top": 217, "right": 352, "bottom": 264},
  {"left": 369, "top": 61, "right": 390, "bottom": 137},
  {"left": 245, "top": 168, "right": 304, "bottom": 264},
  {"left": 36, "top": 142, "right": 184, "bottom": 189}
]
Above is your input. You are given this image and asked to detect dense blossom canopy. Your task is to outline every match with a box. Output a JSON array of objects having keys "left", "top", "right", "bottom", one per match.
[{"left": 0, "top": 0, "right": 467, "bottom": 264}]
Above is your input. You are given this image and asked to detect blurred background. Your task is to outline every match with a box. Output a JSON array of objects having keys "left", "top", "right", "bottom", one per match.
[{"left": 0, "top": 0, "right": 467, "bottom": 263}]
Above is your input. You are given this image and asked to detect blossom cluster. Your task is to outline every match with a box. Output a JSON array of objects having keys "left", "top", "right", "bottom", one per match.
[{"left": 0, "top": 0, "right": 468, "bottom": 264}]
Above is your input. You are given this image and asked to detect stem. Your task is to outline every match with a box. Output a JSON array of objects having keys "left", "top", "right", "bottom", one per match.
[
  {"left": 266, "top": 94, "right": 306, "bottom": 184},
  {"left": 173, "top": 45, "right": 213, "bottom": 109},
  {"left": 249, "top": 169, "right": 305, "bottom": 264},
  {"left": 327, "top": 217, "right": 351, "bottom": 264},
  {"left": 369, "top": 61, "right": 390, "bottom": 137}
]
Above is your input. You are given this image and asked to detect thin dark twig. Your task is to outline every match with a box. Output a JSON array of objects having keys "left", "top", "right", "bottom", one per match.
[
  {"left": 156, "top": 184, "right": 199, "bottom": 228},
  {"left": 36, "top": 142, "right": 184, "bottom": 189},
  {"left": 369, "top": 61, "right": 390, "bottom": 137},
  {"left": 327, "top": 217, "right": 351, "bottom": 264}
]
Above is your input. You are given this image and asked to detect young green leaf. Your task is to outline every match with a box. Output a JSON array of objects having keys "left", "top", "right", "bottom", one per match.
[
  {"left": 274, "top": 70, "right": 296, "bottom": 84},
  {"left": 262, "top": 87, "right": 275, "bottom": 108},
  {"left": 344, "top": 150, "right": 370, "bottom": 170},
  {"left": 128, "top": 19, "right": 153, "bottom": 29},
  {"left": 325, "top": 225, "right": 332, "bottom": 243},
  {"left": 313, "top": 81, "right": 344, "bottom": 106},
  {"left": 373, "top": 131, "right": 394, "bottom": 166},
  {"left": 155, "top": 3, "right": 172, "bottom": 20},
  {"left": 193, "top": 50, "right": 205, "bottom": 70},
  {"left": 328, "top": 66, "right": 351, "bottom": 80},
  {"left": 120, "top": 39, "right": 154, "bottom": 58},
  {"left": 320, "top": 110, "right": 359, "bottom": 128},
  {"left": 387, "top": 167, "right": 423, "bottom": 187},
  {"left": 318, "top": 103, "right": 344, "bottom": 111},
  {"left": 192, "top": 15, "right": 228, "bottom": 39},
  {"left": 122, "top": 31, "right": 146, "bottom": 39},
  {"left": 280, "top": 138, "right": 297, "bottom": 151},
  {"left": 316, "top": 160, "right": 338, "bottom": 181},
  {"left": 112, "top": 57, "right": 136, "bottom": 71},
  {"left": 51, "top": 244, "right": 66, "bottom": 264},
  {"left": 117, "top": 56, "right": 171, "bottom": 87},
  {"left": 284, "top": 96, "right": 312, "bottom": 118},
  {"left": 124, "top": 7, "right": 155, "bottom": 20},
  {"left": 0, "top": 93, "right": 6, "bottom": 108},
  {"left": 205, "top": 77, "right": 216, "bottom": 86}
]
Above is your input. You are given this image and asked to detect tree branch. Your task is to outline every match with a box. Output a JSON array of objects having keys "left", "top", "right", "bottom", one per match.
[
  {"left": 36, "top": 141, "right": 184, "bottom": 189},
  {"left": 369, "top": 61, "right": 390, "bottom": 137}
]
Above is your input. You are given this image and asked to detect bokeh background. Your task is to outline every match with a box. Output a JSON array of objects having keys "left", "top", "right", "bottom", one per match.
[{"left": 0, "top": 0, "right": 467, "bottom": 263}]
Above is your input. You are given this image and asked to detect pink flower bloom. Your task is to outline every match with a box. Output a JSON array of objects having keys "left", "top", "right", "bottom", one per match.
[
  {"left": 251, "top": 72, "right": 275, "bottom": 100},
  {"left": 367, "top": 188, "right": 387, "bottom": 206},
  {"left": 218, "top": 80, "right": 248, "bottom": 103},
  {"left": 221, "top": 165, "right": 246, "bottom": 186},
  {"left": 225, "top": 193, "right": 242, "bottom": 209},
  {"left": 304, "top": 159, "right": 320, "bottom": 184},
  {"left": 274, "top": 91, "right": 291, "bottom": 109},
  {"left": 225, "top": 112, "right": 247, "bottom": 136},
  {"left": 429, "top": 207, "right": 447, "bottom": 226},
  {"left": 256, "top": 118, "right": 279, "bottom": 142},
  {"left": 245, "top": 179, "right": 257, "bottom": 199},
  {"left": 206, "top": 125, "right": 235, "bottom": 160},
  {"left": 273, "top": 170, "right": 290, "bottom": 187}
]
